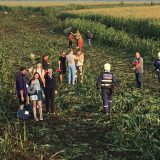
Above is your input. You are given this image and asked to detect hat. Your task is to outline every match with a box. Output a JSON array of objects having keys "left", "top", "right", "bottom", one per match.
[
  {"left": 104, "top": 63, "right": 111, "bottom": 72},
  {"left": 158, "top": 52, "right": 160, "bottom": 58}
]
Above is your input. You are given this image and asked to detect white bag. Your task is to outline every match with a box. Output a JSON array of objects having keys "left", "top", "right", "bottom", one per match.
[{"left": 30, "top": 95, "right": 38, "bottom": 101}]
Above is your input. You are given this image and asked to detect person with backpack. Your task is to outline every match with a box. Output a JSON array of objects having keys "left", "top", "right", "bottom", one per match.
[
  {"left": 29, "top": 72, "right": 45, "bottom": 121},
  {"left": 132, "top": 52, "right": 144, "bottom": 88},
  {"left": 68, "top": 32, "right": 74, "bottom": 49},
  {"left": 66, "top": 49, "right": 77, "bottom": 85},
  {"left": 58, "top": 51, "right": 67, "bottom": 83},
  {"left": 44, "top": 68, "right": 58, "bottom": 114},
  {"left": 86, "top": 31, "right": 93, "bottom": 47},
  {"left": 154, "top": 52, "right": 160, "bottom": 82},
  {"left": 16, "top": 67, "right": 28, "bottom": 110},
  {"left": 96, "top": 63, "right": 118, "bottom": 114}
]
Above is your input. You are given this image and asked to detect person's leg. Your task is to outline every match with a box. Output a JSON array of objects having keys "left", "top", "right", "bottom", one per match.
[
  {"left": 50, "top": 89, "right": 55, "bottom": 113},
  {"left": 18, "top": 94, "right": 27, "bottom": 110},
  {"left": 139, "top": 73, "right": 143, "bottom": 88},
  {"left": 108, "top": 89, "right": 113, "bottom": 114},
  {"left": 60, "top": 74, "right": 63, "bottom": 82},
  {"left": 69, "top": 41, "right": 71, "bottom": 48},
  {"left": 71, "top": 65, "right": 76, "bottom": 85},
  {"left": 79, "top": 66, "right": 83, "bottom": 83},
  {"left": 88, "top": 39, "right": 91, "bottom": 46},
  {"left": 135, "top": 73, "right": 139, "bottom": 88},
  {"left": 45, "top": 89, "right": 50, "bottom": 113},
  {"left": 68, "top": 65, "right": 71, "bottom": 84},
  {"left": 37, "top": 101, "right": 43, "bottom": 120},
  {"left": 32, "top": 100, "right": 38, "bottom": 121},
  {"left": 157, "top": 71, "right": 160, "bottom": 82},
  {"left": 101, "top": 89, "right": 109, "bottom": 113},
  {"left": 76, "top": 39, "right": 78, "bottom": 47}
]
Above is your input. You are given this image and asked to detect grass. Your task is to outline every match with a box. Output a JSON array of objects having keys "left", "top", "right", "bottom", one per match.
[{"left": 0, "top": 5, "right": 160, "bottom": 160}]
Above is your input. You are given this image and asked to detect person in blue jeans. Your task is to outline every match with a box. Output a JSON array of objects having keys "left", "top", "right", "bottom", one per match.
[{"left": 66, "top": 50, "right": 77, "bottom": 85}]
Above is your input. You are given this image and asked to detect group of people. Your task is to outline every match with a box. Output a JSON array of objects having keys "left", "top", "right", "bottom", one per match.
[
  {"left": 68, "top": 30, "right": 93, "bottom": 50},
  {"left": 16, "top": 28, "right": 160, "bottom": 119},
  {"left": 16, "top": 48, "right": 84, "bottom": 121}
]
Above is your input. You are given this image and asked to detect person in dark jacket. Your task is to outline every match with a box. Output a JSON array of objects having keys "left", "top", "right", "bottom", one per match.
[
  {"left": 154, "top": 52, "right": 160, "bottom": 82},
  {"left": 96, "top": 63, "right": 117, "bottom": 114},
  {"left": 16, "top": 67, "right": 27, "bottom": 110},
  {"left": 44, "top": 68, "right": 58, "bottom": 114}
]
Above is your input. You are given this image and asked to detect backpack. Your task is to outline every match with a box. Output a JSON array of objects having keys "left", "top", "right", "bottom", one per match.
[{"left": 17, "top": 104, "right": 32, "bottom": 120}]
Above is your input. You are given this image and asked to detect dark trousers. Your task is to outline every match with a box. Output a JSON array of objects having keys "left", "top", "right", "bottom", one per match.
[
  {"left": 45, "top": 88, "right": 55, "bottom": 113},
  {"left": 101, "top": 89, "right": 112, "bottom": 114},
  {"left": 135, "top": 73, "right": 143, "bottom": 88},
  {"left": 157, "top": 71, "right": 160, "bottom": 82},
  {"left": 68, "top": 41, "right": 72, "bottom": 48}
]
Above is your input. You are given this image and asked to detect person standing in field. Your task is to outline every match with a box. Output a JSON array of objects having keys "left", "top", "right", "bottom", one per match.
[
  {"left": 78, "top": 36, "right": 83, "bottom": 52},
  {"left": 58, "top": 51, "right": 67, "bottom": 83},
  {"left": 68, "top": 32, "right": 74, "bottom": 49},
  {"left": 96, "top": 63, "right": 117, "bottom": 114},
  {"left": 44, "top": 68, "right": 58, "bottom": 114},
  {"left": 154, "top": 52, "right": 160, "bottom": 82},
  {"left": 76, "top": 51, "right": 84, "bottom": 83},
  {"left": 42, "top": 55, "right": 50, "bottom": 75},
  {"left": 16, "top": 67, "right": 28, "bottom": 110},
  {"left": 132, "top": 52, "right": 144, "bottom": 88},
  {"left": 29, "top": 72, "right": 44, "bottom": 121},
  {"left": 66, "top": 49, "right": 77, "bottom": 85},
  {"left": 34, "top": 62, "right": 45, "bottom": 84},
  {"left": 86, "top": 31, "right": 93, "bottom": 47},
  {"left": 72, "top": 30, "right": 81, "bottom": 48}
]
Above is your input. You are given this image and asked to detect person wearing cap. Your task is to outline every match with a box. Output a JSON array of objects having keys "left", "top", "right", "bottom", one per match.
[
  {"left": 132, "top": 52, "right": 143, "bottom": 88},
  {"left": 96, "top": 63, "right": 117, "bottom": 114},
  {"left": 154, "top": 52, "right": 160, "bottom": 82}
]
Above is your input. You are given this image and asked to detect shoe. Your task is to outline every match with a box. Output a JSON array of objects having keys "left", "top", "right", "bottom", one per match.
[
  {"left": 34, "top": 117, "right": 39, "bottom": 121},
  {"left": 40, "top": 117, "right": 43, "bottom": 121}
]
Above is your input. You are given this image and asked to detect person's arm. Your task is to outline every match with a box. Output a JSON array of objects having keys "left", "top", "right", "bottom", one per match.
[
  {"left": 112, "top": 74, "right": 118, "bottom": 86},
  {"left": 96, "top": 73, "right": 102, "bottom": 89}
]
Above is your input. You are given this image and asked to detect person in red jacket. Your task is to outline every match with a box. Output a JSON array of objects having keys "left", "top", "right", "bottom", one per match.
[
  {"left": 78, "top": 36, "right": 83, "bottom": 51},
  {"left": 68, "top": 32, "right": 74, "bottom": 49}
]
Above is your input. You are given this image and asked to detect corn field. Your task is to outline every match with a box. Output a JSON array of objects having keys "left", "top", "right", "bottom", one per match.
[{"left": 0, "top": 4, "right": 160, "bottom": 160}]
